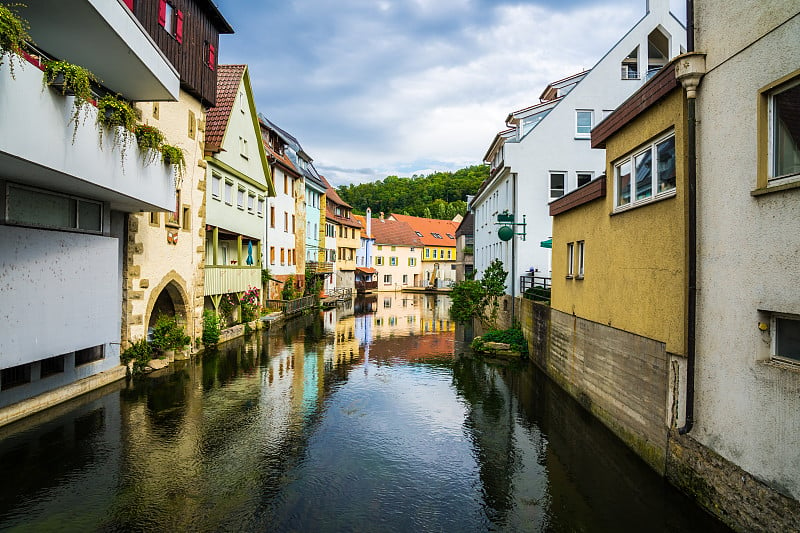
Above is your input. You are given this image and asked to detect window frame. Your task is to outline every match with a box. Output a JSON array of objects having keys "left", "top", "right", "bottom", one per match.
[
  {"left": 549, "top": 171, "right": 566, "bottom": 199},
  {"left": 575, "top": 110, "right": 593, "bottom": 138},
  {"left": 613, "top": 130, "right": 677, "bottom": 212},
  {"left": 770, "top": 312, "right": 800, "bottom": 365},
  {"left": 4, "top": 183, "right": 104, "bottom": 235},
  {"left": 566, "top": 242, "right": 575, "bottom": 279},
  {"left": 577, "top": 241, "right": 585, "bottom": 279},
  {"left": 757, "top": 71, "right": 800, "bottom": 191}
]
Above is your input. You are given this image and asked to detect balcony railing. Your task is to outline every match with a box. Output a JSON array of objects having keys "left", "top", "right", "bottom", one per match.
[
  {"left": 520, "top": 274, "right": 551, "bottom": 303},
  {"left": 205, "top": 265, "right": 261, "bottom": 296},
  {"left": 264, "top": 295, "right": 318, "bottom": 316},
  {"left": 307, "top": 261, "right": 334, "bottom": 273},
  {"left": 0, "top": 58, "right": 175, "bottom": 212}
]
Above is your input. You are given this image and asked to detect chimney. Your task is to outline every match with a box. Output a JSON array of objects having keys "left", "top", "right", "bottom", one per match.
[
  {"left": 366, "top": 207, "right": 372, "bottom": 235},
  {"left": 379, "top": 212, "right": 384, "bottom": 221}
]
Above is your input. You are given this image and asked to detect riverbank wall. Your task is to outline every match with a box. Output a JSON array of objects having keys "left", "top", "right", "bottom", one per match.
[{"left": 518, "top": 297, "right": 800, "bottom": 532}]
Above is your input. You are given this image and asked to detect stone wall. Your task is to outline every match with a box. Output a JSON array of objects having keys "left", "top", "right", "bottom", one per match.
[{"left": 667, "top": 431, "right": 800, "bottom": 532}]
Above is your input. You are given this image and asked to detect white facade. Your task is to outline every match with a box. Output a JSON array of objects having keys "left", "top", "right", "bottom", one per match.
[
  {"left": 693, "top": 1, "right": 800, "bottom": 501},
  {"left": 0, "top": 0, "right": 179, "bottom": 409},
  {"left": 475, "top": 0, "right": 685, "bottom": 292},
  {"left": 265, "top": 165, "right": 298, "bottom": 278}
]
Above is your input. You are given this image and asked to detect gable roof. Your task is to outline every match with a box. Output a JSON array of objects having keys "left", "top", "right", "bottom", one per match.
[
  {"left": 204, "top": 64, "right": 245, "bottom": 153},
  {"left": 353, "top": 214, "right": 372, "bottom": 238},
  {"left": 456, "top": 211, "right": 474, "bottom": 237},
  {"left": 389, "top": 214, "right": 459, "bottom": 247},
  {"left": 370, "top": 218, "right": 423, "bottom": 247},
  {"left": 259, "top": 117, "right": 301, "bottom": 179}
]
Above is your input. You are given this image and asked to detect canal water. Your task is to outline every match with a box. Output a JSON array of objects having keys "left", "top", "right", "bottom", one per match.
[{"left": 0, "top": 294, "right": 729, "bottom": 532}]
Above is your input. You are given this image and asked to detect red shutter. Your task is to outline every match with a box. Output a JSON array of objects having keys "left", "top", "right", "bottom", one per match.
[
  {"left": 157, "top": 0, "right": 166, "bottom": 26},
  {"left": 175, "top": 10, "right": 184, "bottom": 43},
  {"left": 123, "top": 0, "right": 134, "bottom": 10},
  {"left": 208, "top": 44, "right": 216, "bottom": 70}
]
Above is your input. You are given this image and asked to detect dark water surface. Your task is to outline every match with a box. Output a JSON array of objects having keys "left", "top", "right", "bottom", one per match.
[{"left": 0, "top": 294, "right": 728, "bottom": 532}]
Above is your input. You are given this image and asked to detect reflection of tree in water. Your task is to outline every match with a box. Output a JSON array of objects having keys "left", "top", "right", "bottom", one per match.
[{"left": 451, "top": 356, "right": 519, "bottom": 525}]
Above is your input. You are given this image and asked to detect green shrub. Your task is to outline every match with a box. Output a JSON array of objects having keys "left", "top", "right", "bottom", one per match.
[
  {"left": 202, "top": 309, "right": 221, "bottom": 347},
  {"left": 120, "top": 339, "right": 152, "bottom": 375},
  {"left": 281, "top": 275, "right": 296, "bottom": 300},
  {"left": 150, "top": 314, "right": 190, "bottom": 355},
  {"left": 477, "top": 326, "right": 528, "bottom": 355}
]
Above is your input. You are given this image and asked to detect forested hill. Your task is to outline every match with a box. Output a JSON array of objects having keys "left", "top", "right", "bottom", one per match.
[{"left": 335, "top": 165, "right": 488, "bottom": 220}]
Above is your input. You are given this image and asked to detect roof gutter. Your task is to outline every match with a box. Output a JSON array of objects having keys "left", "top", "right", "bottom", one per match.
[{"left": 675, "top": 39, "right": 706, "bottom": 434}]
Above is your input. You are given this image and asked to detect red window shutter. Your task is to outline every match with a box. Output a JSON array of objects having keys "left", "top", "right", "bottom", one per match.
[
  {"left": 208, "top": 44, "right": 216, "bottom": 70},
  {"left": 175, "top": 10, "right": 184, "bottom": 43},
  {"left": 158, "top": 0, "right": 166, "bottom": 27},
  {"left": 123, "top": 0, "right": 134, "bottom": 10}
]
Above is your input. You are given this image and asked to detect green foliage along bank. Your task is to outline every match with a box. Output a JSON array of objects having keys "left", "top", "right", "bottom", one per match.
[{"left": 336, "top": 165, "right": 488, "bottom": 220}]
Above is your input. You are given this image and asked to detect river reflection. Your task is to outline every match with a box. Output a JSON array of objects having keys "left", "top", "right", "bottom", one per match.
[{"left": 0, "top": 294, "right": 728, "bottom": 532}]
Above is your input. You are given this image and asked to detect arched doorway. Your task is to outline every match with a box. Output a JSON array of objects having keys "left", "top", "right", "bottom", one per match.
[{"left": 146, "top": 277, "right": 190, "bottom": 340}]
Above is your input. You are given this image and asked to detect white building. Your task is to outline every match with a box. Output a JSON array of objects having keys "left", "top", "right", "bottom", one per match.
[
  {"left": 0, "top": 1, "right": 179, "bottom": 415},
  {"left": 474, "top": 0, "right": 685, "bottom": 293}
]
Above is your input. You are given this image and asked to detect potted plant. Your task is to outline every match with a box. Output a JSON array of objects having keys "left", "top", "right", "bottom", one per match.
[
  {"left": 160, "top": 143, "right": 186, "bottom": 183},
  {"left": 150, "top": 314, "right": 191, "bottom": 360},
  {"left": 43, "top": 60, "right": 97, "bottom": 141},
  {"left": 97, "top": 94, "right": 136, "bottom": 164},
  {"left": 134, "top": 124, "right": 165, "bottom": 164},
  {"left": 0, "top": 4, "right": 31, "bottom": 78}
]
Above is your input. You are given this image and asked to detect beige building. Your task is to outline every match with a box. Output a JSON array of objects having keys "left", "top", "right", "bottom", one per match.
[{"left": 370, "top": 216, "right": 423, "bottom": 291}]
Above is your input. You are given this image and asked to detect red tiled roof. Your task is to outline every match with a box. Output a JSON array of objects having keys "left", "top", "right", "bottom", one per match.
[
  {"left": 205, "top": 64, "right": 246, "bottom": 153},
  {"left": 353, "top": 214, "right": 372, "bottom": 238},
  {"left": 389, "top": 214, "right": 458, "bottom": 247},
  {"left": 370, "top": 218, "right": 423, "bottom": 247}
]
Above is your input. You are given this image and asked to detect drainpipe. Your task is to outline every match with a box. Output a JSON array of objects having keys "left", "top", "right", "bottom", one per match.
[
  {"left": 675, "top": 52, "right": 705, "bottom": 435},
  {"left": 511, "top": 172, "right": 517, "bottom": 322}
]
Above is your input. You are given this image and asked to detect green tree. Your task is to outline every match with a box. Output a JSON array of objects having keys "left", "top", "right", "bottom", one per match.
[{"left": 449, "top": 259, "right": 508, "bottom": 329}]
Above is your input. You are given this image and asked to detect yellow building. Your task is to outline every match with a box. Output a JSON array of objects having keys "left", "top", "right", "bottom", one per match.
[{"left": 551, "top": 59, "right": 688, "bottom": 356}]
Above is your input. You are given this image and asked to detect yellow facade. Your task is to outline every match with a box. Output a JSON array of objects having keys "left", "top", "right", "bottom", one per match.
[
  {"left": 551, "top": 88, "right": 688, "bottom": 355},
  {"left": 422, "top": 246, "right": 456, "bottom": 262}
]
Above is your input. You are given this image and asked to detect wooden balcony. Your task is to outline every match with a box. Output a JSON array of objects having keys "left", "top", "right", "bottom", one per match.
[
  {"left": 355, "top": 280, "right": 378, "bottom": 292},
  {"left": 205, "top": 265, "right": 261, "bottom": 296},
  {"left": 307, "top": 261, "right": 334, "bottom": 274}
]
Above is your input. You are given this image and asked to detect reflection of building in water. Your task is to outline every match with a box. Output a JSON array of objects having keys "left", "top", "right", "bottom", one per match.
[{"left": 354, "top": 294, "right": 454, "bottom": 344}]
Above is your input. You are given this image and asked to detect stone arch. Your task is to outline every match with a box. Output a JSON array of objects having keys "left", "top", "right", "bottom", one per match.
[{"left": 144, "top": 271, "right": 191, "bottom": 335}]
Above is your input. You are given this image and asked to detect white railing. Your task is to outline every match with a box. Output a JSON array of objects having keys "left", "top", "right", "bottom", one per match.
[{"left": 205, "top": 266, "right": 261, "bottom": 296}]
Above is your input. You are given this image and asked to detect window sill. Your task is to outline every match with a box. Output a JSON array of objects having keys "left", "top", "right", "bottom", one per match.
[
  {"left": 565, "top": 275, "right": 574, "bottom": 280},
  {"left": 751, "top": 176, "right": 800, "bottom": 197},
  {"left": 165, "top": 222, "right": 180, "bottom": 229},
  {"left": 576, "top": 275, "right": 584, "bottom": 280},
  {"left": 574, "top": 136, "right": 591, "bottom": 141},
  {"left": 212, "top": 195, "right": 220, "bottom": 201},
  {"left": 760, "top": 358, "right": 800, "bottom": 374},
  {"left": 612, "top": 188, "right": 676, "bottom": 215}
]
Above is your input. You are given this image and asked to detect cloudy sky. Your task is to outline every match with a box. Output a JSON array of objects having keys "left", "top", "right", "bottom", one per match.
[{"left": 214, "top": 0, "right": 685, "bottom": 187}]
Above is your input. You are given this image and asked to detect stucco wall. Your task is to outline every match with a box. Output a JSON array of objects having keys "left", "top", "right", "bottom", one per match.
[
  {"left": 374, "top": 244, "right": 421, "bottom": 291},
  {"left": 125, "top": 90, "right": 207, "bottom": 346},
  {"left": 693, "top": 3, "right": 800, "bottom": 501},
  {"left": 552, "top": 88, "right": 688, "bottom": 355}
]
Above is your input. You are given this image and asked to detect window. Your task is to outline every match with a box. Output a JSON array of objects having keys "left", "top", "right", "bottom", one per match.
[
  {"left": 284, "top": 175, "right": 289, "bottom": 195},
  {"left": 390, "top": 257, "right": 398, "bottom": 266},
  {"left": 280, "top": 248, "right": 285, "bottom": 265},
  {"left": 433, "top": 249, "right": 438, "bottom": 258},
  {"left": 224, "top": 180, "right": 233, "bottom": 204},
  {"left": 577, "top": 241, "right": 585, "bottom": 279},
  {"left": 446, "top": 233, "right": 454, "bottom": 239},
  {"left": 577, "top": 172, "right": 593, "bottom": 187},
  {"left": 40, "top": 354, "right": 66, "bottom": 378},
  {"left": 285, "top": 212, "right": 289, "bottom": 232},
  {"left": 376, "top": 256, "right": 384, "bottom": 266},
  {"left": 1, "top": 362, "right": 31, "bottom": 390},
  {"left": 391, "top": 245, "right": 396, "bottom": 251},
  {"left": 248, "top": 193, "right": 255, "bottom": 213},
  {"left": 377, "top": 245, "right": 383, "bottom": 251},
  {"left": 402, "top": 274, "right": 408, "bottom": 284},
  {"left": 614, "top": 132, "right": 676, "bottom": 210},
  {"left": 769, "top": 79, "right": 800, "bottom": 183},
  {"left": 182, "top": 206, "right": 190, "bottom": 230},
  {"left": 292, "top": 215, "right": 296, "bottom": 234},
  {"left": 772, "top": 314, "right": 800, "bottom": 363},
  {"left": 270, "top": 206, "right": 275, "bottom": 227},
  {"left": 149, "top": 212, "right": 159, "bottom": 226},
  {"left": 6, "top": 184, "right": 103, "bottom": 233},
  {"left": 622, "top": 47, "right": 639, "bottom": 79},
  {"left": 576, "top": 110, "right": 593, "bottom": 137},
  {"left": 257, "top": 197, "right": 264, "bottom": 217},
  {"left": 415, "top": 231, "right": 423, "bottom": 238},
  {"left": 158, "top": 1, "right": 183, "bottom": 43},
  {"left": 431, "top": 233, "right": 442, "bottom": 239},
  {"left": 384, "top": 275, "right": 392, "bottom": 284},
  {"left": 237, "top": 188, "right": 245, "bottom": 210},
  {"left": 75, "top": 345, "right": 104, "bottom": 366},
  {"left": 447, "top": 249, "right": 452, "bottom": 259},
  {"left": 566, "top": 242, "right": 575, "bottom": 278},
  {"left": 270, "top": 246, "right": 275, "bottom": 264},
  {"left": 239, "top": 137, "right": 249, "bottom": 158},
  {"left": 188, "top": 110, "right": 196, "bottom": 139},
  {"left": 550, "top": 172, "right": 566, "bottom": 199},
  {"left": 425, "top": 248, "right": 430, "bottom": 258},
  {"left": 212, "top": 173, "right": 221, "bottom": 199},
  {"left": 239, "top": 92, "right": 245, "bottom": 113},
  {"left": 408, "top": 257, "right": 416, "bottom": 266}
]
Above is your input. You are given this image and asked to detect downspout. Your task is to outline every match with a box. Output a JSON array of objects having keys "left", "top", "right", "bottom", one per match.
[
  {"left": 511, "top": 172, "right": 517, "bottom": 321},
  {"left": 675, "top": 51, "right": 705, "bottom": 435}
]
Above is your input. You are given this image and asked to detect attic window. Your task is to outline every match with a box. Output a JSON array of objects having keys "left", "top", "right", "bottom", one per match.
[
  {"left": 446, "top": 233, "right": 454, "bottom": 239},
  {"left": 415, "top": 231, "right": 423, "bottom": 237},
  {"left": 431, "top": 233, "right": 442, "bottom": 239},
  {"left": 622, "top": 46, "right": 639, "bottom": 79}
]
